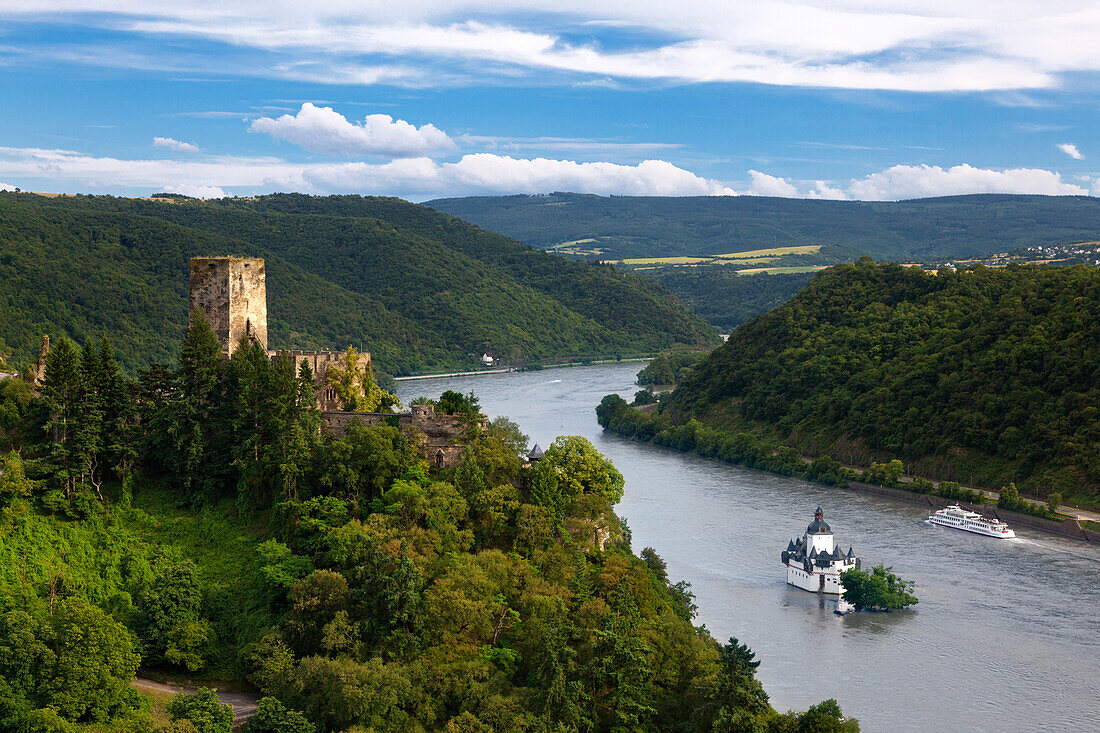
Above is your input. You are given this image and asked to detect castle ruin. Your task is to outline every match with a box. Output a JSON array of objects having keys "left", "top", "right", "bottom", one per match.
[
  {"left": 189, "top": 257, "right": 268, "bottom": 356},
  {"left": 188, "top": 256, "right": 474, "bottom": 467}
]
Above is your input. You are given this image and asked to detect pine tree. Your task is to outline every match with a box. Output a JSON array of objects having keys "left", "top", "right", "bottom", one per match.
[
  {"left": 172, "top": 309, "right": 226, "bottom": 500},
  {"left": 40, "top": 338, "right": 81, "bottom": 497},
  {"left": 97, "top": 338, "right": 134, "bottom": 481},
  {"left": 231, "top": 338, "right": 273, "bottom": 509},
  {"left": 74, "top": 341, "right": 105, "bottom": 498}
]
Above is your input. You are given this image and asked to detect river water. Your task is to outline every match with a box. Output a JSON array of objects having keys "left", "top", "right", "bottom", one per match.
[{"left": 398, "top": 364, "right": 1100, "bottom": 732}]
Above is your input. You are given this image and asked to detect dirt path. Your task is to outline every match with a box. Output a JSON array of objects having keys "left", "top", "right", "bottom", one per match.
[{"left": 131, "top": 678, "right": 261, "bottom": 722}]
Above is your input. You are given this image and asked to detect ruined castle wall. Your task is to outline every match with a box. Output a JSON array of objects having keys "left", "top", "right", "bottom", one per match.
[
  {"left": 189, "top": 257, "right": 267, "bottom": 354},
  {"left": 268, "top": 349, "right": 373, "bottom": 411},
  {"left": 319, "top": 404, "right": 477, "bottom": 469}
]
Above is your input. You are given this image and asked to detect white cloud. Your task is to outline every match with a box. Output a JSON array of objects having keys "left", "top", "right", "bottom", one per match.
[
  {"left": 153, "top": 136, "right": 200, "bottom": 153},
  {"left": 0, "top": 145, "right": 733, "bottom": 199},
  {"left": 845, "top": 163, "right": 1089, "bottom": 200},
  {"left": 160, "top": 184, "right": 226, "bottom": 198},
  {"left": 278, "top": 155, "right": 735, "bottom": 198},
  {"left": 0, "top": 181, "right": 14, "bottom": 191},
  {"left": 1058, "top": 143, "right": 1084, "bottom": 160},
  {"left": 747, "top": 170, "right": 799, "bottom": 197},
  {"left": 4, "top": 3, "right": 1100, "bottom": 92},
  {"left": 249, "top": 103, "right": 455, "bottom": 157},
  {"left": 735, "top": 163, "right": 1094, "bottom": 200},
  {"left": 807, "top": 181, "right": 847, "bottom": 200},
  {"left": 4, "top": 143, "right": 1096, "bottom": 202}
]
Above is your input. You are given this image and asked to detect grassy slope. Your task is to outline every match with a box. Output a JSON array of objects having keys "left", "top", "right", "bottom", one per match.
[{"left": 0, "top": 481, "right": 272, "bottom": 680}]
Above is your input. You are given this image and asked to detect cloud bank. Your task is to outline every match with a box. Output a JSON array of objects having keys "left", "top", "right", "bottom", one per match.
[
  {"left": 0, "top": 145, "right": 733, "bottom": 199},
  {"left": 249, "top": 103, "right": 455, "bottom": 157},
  {"left": 2, "top": 143, "right": 1096, "bottom": 202},
  {"left": 845, "top": 164, "right": 1090, "bottom": 200},
  {"left": 6, "top": 2, "right": 1100, "bottom": 92}
]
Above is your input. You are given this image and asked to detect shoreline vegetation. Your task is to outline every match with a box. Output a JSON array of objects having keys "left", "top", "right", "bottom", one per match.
[
  {"left": 602, "top": 387, "right": 1100, "bottom": 537},
  {"left": 0, "top": 316, "right": 858, "bottom": 732},
  {"left": 596, "top": 393, "right": 1100, "bottom": 543},
  {"left": 394, "top": 355, "right": 658, "bottom": 381},
  {"left": 602, "top": 260, "right": 1100, "bottom": 516}
]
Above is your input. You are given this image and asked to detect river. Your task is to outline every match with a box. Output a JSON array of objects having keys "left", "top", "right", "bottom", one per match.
[{"left": 398, "top": 363, "right": 1100, "bottom": 732}]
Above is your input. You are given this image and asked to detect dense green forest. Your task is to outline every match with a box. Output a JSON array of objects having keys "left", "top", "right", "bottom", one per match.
[
  {"left": 635, "top": 351, "right": 708, "bottom": 387},
  {"left": 0, "top": 192, "right": 717, "bottom": 376},
  {"left": 427, "top": 192, "right": 1100, "bottom": 261},
  {"left": 649, "top": 271, "right": 815, "bottom": 332},
  {"left": 602, "top": 260, "right": 1100, "bottom": 508},
  {"left": 0, "top": 320, "right": 856, "bottom": 732}
]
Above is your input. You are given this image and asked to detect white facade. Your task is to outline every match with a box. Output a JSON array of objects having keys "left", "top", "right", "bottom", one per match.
[{"left": 781, "top": 508, "right": 859, "bottom": 595}]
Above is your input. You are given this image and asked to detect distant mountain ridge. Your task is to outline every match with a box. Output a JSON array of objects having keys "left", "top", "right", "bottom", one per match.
[
  {"left": 0, "top": 192, "right": 717, "bottom": 375},
  {"left": 426, "top": 192, "right": 1100, "bottom": 260}
]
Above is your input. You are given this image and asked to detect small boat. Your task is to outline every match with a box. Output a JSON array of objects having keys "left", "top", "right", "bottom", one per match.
[{"left": 927, "top": 504, "right": 1015, "bottom": 539}]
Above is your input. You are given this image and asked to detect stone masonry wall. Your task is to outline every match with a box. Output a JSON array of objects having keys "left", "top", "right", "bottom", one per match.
[
  {"left": 320, "top": 404, "right": 479, "bottom": 469},
  {"left": 269, "top": 349, "right": 373, "bottom": 411},
  {"left": 190, "top": 257, "right": 267, "bottom": 355}
]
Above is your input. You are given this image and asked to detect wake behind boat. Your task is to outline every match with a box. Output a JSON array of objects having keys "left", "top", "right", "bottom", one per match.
[{"left": 928, "top": 504, "right": 1015, "bottom": 539}]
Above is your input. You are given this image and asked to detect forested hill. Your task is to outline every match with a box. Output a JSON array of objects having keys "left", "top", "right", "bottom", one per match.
[
  {"left": 0, "top": 192, "right": 717, "bottom": 374},
  {"left": 666, "top": 260, "right": 1100, "bottom": 505},
  {"left": 426, "top": 192, "right": 1100, "bottom": 260}
]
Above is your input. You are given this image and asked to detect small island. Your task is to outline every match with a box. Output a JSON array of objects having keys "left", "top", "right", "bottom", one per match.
[{"left": 839, "top": 565, "right": 918, "bottom": 611}]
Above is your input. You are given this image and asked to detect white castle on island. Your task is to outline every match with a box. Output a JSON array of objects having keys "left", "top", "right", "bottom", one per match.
[{"left": 781, "top": 507, "right": 860, "bottom": 594}]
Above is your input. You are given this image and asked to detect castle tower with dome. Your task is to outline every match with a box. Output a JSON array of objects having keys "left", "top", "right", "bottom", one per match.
[{"left": 781, "top": 507, "right": 860, "bottom": 594}]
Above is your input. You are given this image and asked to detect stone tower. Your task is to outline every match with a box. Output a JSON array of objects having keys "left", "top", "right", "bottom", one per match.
[{"left": 189, "top": 257, "right": 268, "bottom": 355}]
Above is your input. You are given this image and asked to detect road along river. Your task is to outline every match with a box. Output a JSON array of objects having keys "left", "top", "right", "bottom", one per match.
[{"left": 398, "top": 363, "right": 1100, "bottom": 732}]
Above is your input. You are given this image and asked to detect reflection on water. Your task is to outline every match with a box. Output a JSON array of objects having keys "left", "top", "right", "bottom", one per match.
[{"left": 399, "top": 364, "right": 1100, "bottom": 732}]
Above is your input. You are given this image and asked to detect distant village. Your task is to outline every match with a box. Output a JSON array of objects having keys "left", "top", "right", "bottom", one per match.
[{"left": 913, "top": 241, "right": 1100, "bottom": 272}]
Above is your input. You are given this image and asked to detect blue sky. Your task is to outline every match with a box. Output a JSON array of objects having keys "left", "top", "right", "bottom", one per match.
[{"left": 2, "top": 2, "right": 1100, "bottom": 200}]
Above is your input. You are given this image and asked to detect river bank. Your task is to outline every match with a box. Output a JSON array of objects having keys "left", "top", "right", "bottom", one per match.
[
  {"left": 394, "top": 356, "right": 654, "bottom": 381},
  {"left": 397, "top": 362, "right": 1100, "bottom": 733},
  {"left": 597, "top": 395, "right": 1100, "bottom": 544},
  {"left": 844, "top": 481, "right": 1100, "bottom": 543}
]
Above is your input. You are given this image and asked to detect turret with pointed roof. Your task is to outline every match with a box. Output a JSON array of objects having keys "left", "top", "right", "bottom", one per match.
[{"left": 780, "top": 507, "right": 860, "bottom": 595}]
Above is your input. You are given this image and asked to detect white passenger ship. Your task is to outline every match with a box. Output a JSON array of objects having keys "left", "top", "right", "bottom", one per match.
[
  {"left": 781, "top": 507, "right": 859, "bottom": 595},
  {"left": 927, "top": 504, "right": 1015, "bottom": 539}
]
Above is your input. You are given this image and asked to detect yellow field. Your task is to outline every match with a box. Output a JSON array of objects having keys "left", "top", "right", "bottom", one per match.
[
  {"left": 715, "top": 245, "right": 822, "bottom": 259},
  {"left": 620, "top": 256, "right": 713, "bottom": 265},
  {"left": 736, "top": 265, "right": 827, "bottom": 275},
  {"left": 613, "top": 244, "right": 825, "bottom": 269},
  {"left": 714, "top": 256, "right": 779, "bottom": 266}
]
